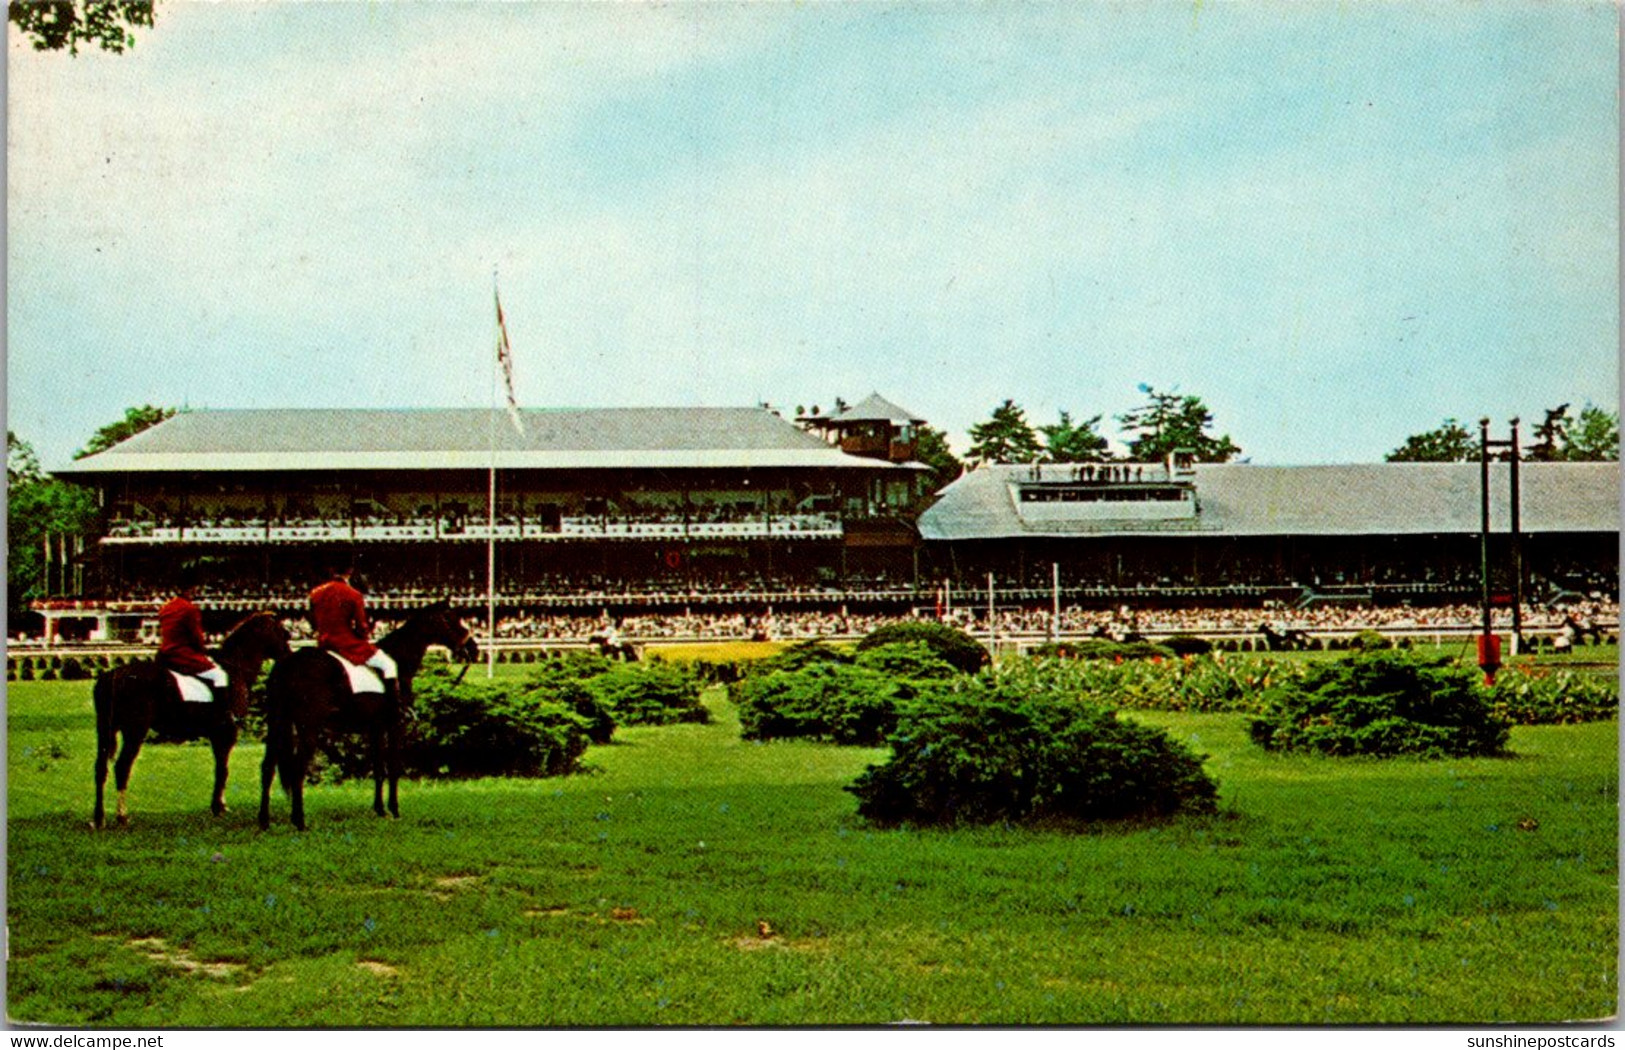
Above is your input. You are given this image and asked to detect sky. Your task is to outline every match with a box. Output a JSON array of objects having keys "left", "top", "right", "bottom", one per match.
[{"left": 6, "top": 1, "right": 1619, "bottom": 470}]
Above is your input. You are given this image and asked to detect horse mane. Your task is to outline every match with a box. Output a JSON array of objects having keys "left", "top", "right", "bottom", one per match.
[{"left": 214, "top": 609, "right": 285, "bottom": 670}]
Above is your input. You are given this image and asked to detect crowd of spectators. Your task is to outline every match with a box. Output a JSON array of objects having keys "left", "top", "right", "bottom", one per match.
[{"left": 427, "top": 599, "right": 1620, "bottom": 646}]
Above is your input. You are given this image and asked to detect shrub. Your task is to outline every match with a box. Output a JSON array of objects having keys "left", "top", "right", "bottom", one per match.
[
  {"left": 1163, "top": 634, "right": 1213, "bottom": 657},
  {"left": 1349, "top": 630, "right": 1391, "bottom": 651},
  {"left": 852, "top": 642, "right": 959, "bottom": 681},
  {"left": 758, "top": 641, "right": 852, "bottom": 674},
  {"left": 736, "top": 663, "right": 916, "bottom": 745},
  {"left": 58, "top": 657, "right": 92, "bottom": 681},
  {"left": 522, "top": 656, "right": 619, "bottom": 744},
  {"left": 847, "top": 677, "right": 1218, "bottom": 827},
  {"left": 855, "top": 621, "right": 988, "bottom": 674},
  {"left": 1248, "top": 651, "right": 1509, "bottom": 758},
  {"left": 320, "top": 666, "right": 593, "bottom": 781},
  {"left": 17, "top": 662, "right": 33, "bottom": 681},
  {"left": 1488, "top": 666, "right": 1617, "bottom": 725},
  {"left": 1029, "top": 639, "right": 1176, "bottom": 662},
  {"left": 585, "top": 662, "right": 709, "bottom": 727}
]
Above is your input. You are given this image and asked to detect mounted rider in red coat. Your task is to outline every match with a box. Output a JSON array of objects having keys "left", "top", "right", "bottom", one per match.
[
  {"left": 309, "top": 556, "right": 400, "bottom": 712},
  {"left": 156, "top": 567, "right": 229, "bottom": 704}
]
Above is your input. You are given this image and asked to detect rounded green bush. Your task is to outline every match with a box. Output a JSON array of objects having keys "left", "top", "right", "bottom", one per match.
[
  {"left": 847, "top": 678, "right": 1218, "bottom": 827},
  {"left": 855, "top": 621, "right": 988, "bottom": 674},
  {"left": 1248, "top": 650, "right": 1510, "bottom": 758},
  {"left": 1163, "top": 634, "right": 1213, "bottom": 657},
  {"left": 585, "top": 662, "right": 709, "bottom": 727},
  {"left": 852, "top": 642, "right": 958, "bottom": 681},
  {"left": 737, "top": 663, "right": 913, "bottom": 745}
]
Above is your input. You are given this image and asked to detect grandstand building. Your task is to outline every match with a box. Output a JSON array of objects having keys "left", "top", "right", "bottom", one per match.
[
  {"left": 51, "top": 405, "right": 931, "bottom": 629},
  {"left": 917, "top": 457, "right": 1619, "bottom": 605},
  {"left": 38, "top": 402, "right": 1620, "bottom": 640}
]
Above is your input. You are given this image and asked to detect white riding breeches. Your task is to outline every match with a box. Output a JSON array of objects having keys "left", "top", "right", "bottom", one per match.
[
  {"left": 365, "top": 650, "right": 399, "bottom": 680},
  {"left": 197, "top": 665, "right": 229, "bottom": 688}
]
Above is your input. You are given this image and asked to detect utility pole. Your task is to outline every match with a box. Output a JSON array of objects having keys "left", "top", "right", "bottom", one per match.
[{"left": 1477, "top": 418, "right": 1522, "bottom": 681}]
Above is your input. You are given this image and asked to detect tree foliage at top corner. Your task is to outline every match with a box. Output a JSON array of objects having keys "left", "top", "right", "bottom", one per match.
[
  {"left": 74, "top": 404, "right": 175, "bottom": 459},
  {"left": 9, "top": 0, "right": 153, "bottom": 55},
  {"left": 1116, "top": 384, "right": 1241, "bottom": 463}
]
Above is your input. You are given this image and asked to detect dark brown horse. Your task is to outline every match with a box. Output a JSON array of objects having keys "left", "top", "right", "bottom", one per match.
[
  {"left": 92, "top": 610, "right": 292, "bottom": 829},
  {"left": 258, "top": 602, "right": 478, "bottom": 830}
]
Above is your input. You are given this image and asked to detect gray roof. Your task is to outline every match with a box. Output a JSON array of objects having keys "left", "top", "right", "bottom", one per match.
[
  {"left": 830, "top": 393, "right": 926, "bottom": 425},
  {"left": 59, "top": 407, "right": 912, "bottom": 475},
  {"left": 918, "top": 462, "right": 1621, "bottom": 539}
]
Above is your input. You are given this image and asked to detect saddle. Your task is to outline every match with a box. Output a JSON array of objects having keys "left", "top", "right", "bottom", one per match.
[
  {"left": 325, "top": 650, "right": 387, "bottom": 694},
  {"left": 168, "top": 671, "right": 216, "bottom": 704}
]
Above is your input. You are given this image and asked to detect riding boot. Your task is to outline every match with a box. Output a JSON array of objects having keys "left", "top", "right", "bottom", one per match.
[{"left": 385, "top": 677, "right": 412, "bottom": 723}]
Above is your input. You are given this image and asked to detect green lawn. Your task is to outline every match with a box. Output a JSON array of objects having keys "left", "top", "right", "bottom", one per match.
[{"left": 7, "top": 676, "right": 1617, "bottom": 1026}]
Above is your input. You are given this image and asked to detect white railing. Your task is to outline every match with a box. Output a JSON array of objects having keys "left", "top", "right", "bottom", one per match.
[{"left": 101, "top": 512, "right": 845, "bottom": 544}]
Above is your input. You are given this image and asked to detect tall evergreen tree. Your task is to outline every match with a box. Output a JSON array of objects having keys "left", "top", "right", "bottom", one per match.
[
  {"left": 1039, "top": 411, "right": 1110, "bottom": 463},
  {"left": 967, "top": 400, "right": 1043, "bottom": 465},
  {"left": 1116, "top": 385, "right": 1240, "bottom": 463}
]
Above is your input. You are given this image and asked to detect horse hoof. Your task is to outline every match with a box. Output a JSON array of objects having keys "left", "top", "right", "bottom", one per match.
[
  {"left": 213, "top": 803, "right": 230, "bottom": 816},
  {"left": 116, "top": 815, "right": 130, "bottom": 828}
]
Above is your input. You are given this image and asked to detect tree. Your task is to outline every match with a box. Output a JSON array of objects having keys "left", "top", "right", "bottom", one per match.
[
  {"left": 9, "top": 430, "right": 43, "bottom": 488},
  {"left": 1560, "top": 404, "right": 1618, "bottom": 462},
  {"left": 1116, "top": 384, "right": 1241, "bottom": 463},
  {"left": 1385, "top": 418, "right": 1478, "bottom": 462},
  {"left": 912, "top": 424, "right": 964, "bottom": 492},
  {"left": 1038, "top": 411, "right": 1110, "bottom": 463},
  {"left": 75, "top": 403, "right": 175, "bottom": 459},
  {"left": 8, "top": 0, "right": 153, "bottom": 54},
  {"left": 1526, "top": 404, "right": 1571, "bottom": 462},
  {"left": 967, "top": 400, "right": 1043, "bottom": 465},
  {"left": 7, "top": 432, "right": 97, "bottom": 619}
]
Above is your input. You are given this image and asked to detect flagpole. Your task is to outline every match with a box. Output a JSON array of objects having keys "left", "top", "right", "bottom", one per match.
[{"left": 487, "top": 271, "right": 499, "bottom": 679}]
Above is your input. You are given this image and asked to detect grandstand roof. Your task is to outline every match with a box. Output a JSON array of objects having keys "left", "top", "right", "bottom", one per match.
[
  {"left": 59, "top": 407, "right": 917, "bottom": 475},
  {"left": 917, "top": 462, "right": 1621, "bottom": 539},
  {"left": 829, "top": 393, "right": 926, "bottom": 425}
]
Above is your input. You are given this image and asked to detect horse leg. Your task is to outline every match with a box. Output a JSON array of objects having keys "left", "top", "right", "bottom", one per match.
[
  {"left": 289, "top": 737, "right": 311, "bottom": 832},
  {"left": 93, "top": 732, "right": 112, "bottom": 830},
  {"left": 210, "top": 720, "right": 238, "bottom": 816},
  {"left": 258, "top": 730, "right": 277, "bottom": 830},
  {"left": 112, "top": 725, "right": 147, "bottom": 827},
  {"left": 386, "top": 719, "right": 401, "bottom": 819},
  {"left": 92, "top": 678, "right": 113, "bottom": 829},
  {"left": 371, "top": 724, "right": 388, "bottom": 818}
]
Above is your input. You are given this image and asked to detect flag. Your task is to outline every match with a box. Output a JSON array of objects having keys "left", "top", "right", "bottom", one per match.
[{"left": 495, "top": 289, "right": 524, "bottom": 435}]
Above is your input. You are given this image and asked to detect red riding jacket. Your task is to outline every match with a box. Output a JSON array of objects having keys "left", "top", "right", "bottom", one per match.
[
  {"left": 156, "top": 595, "right": 217, "bottom": 675},
  {"left": 309, "top": 576, "right": 379, "bottom": 663}
]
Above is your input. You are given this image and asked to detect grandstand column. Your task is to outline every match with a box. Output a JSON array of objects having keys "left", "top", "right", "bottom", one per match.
[{"left": 1050, "top": 562, "right": 1060, "bottom": 643}]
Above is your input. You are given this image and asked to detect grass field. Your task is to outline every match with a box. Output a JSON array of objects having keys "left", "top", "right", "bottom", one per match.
[{"left": 6, "top": 666, "right": 1618, "bottom": 1026}]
